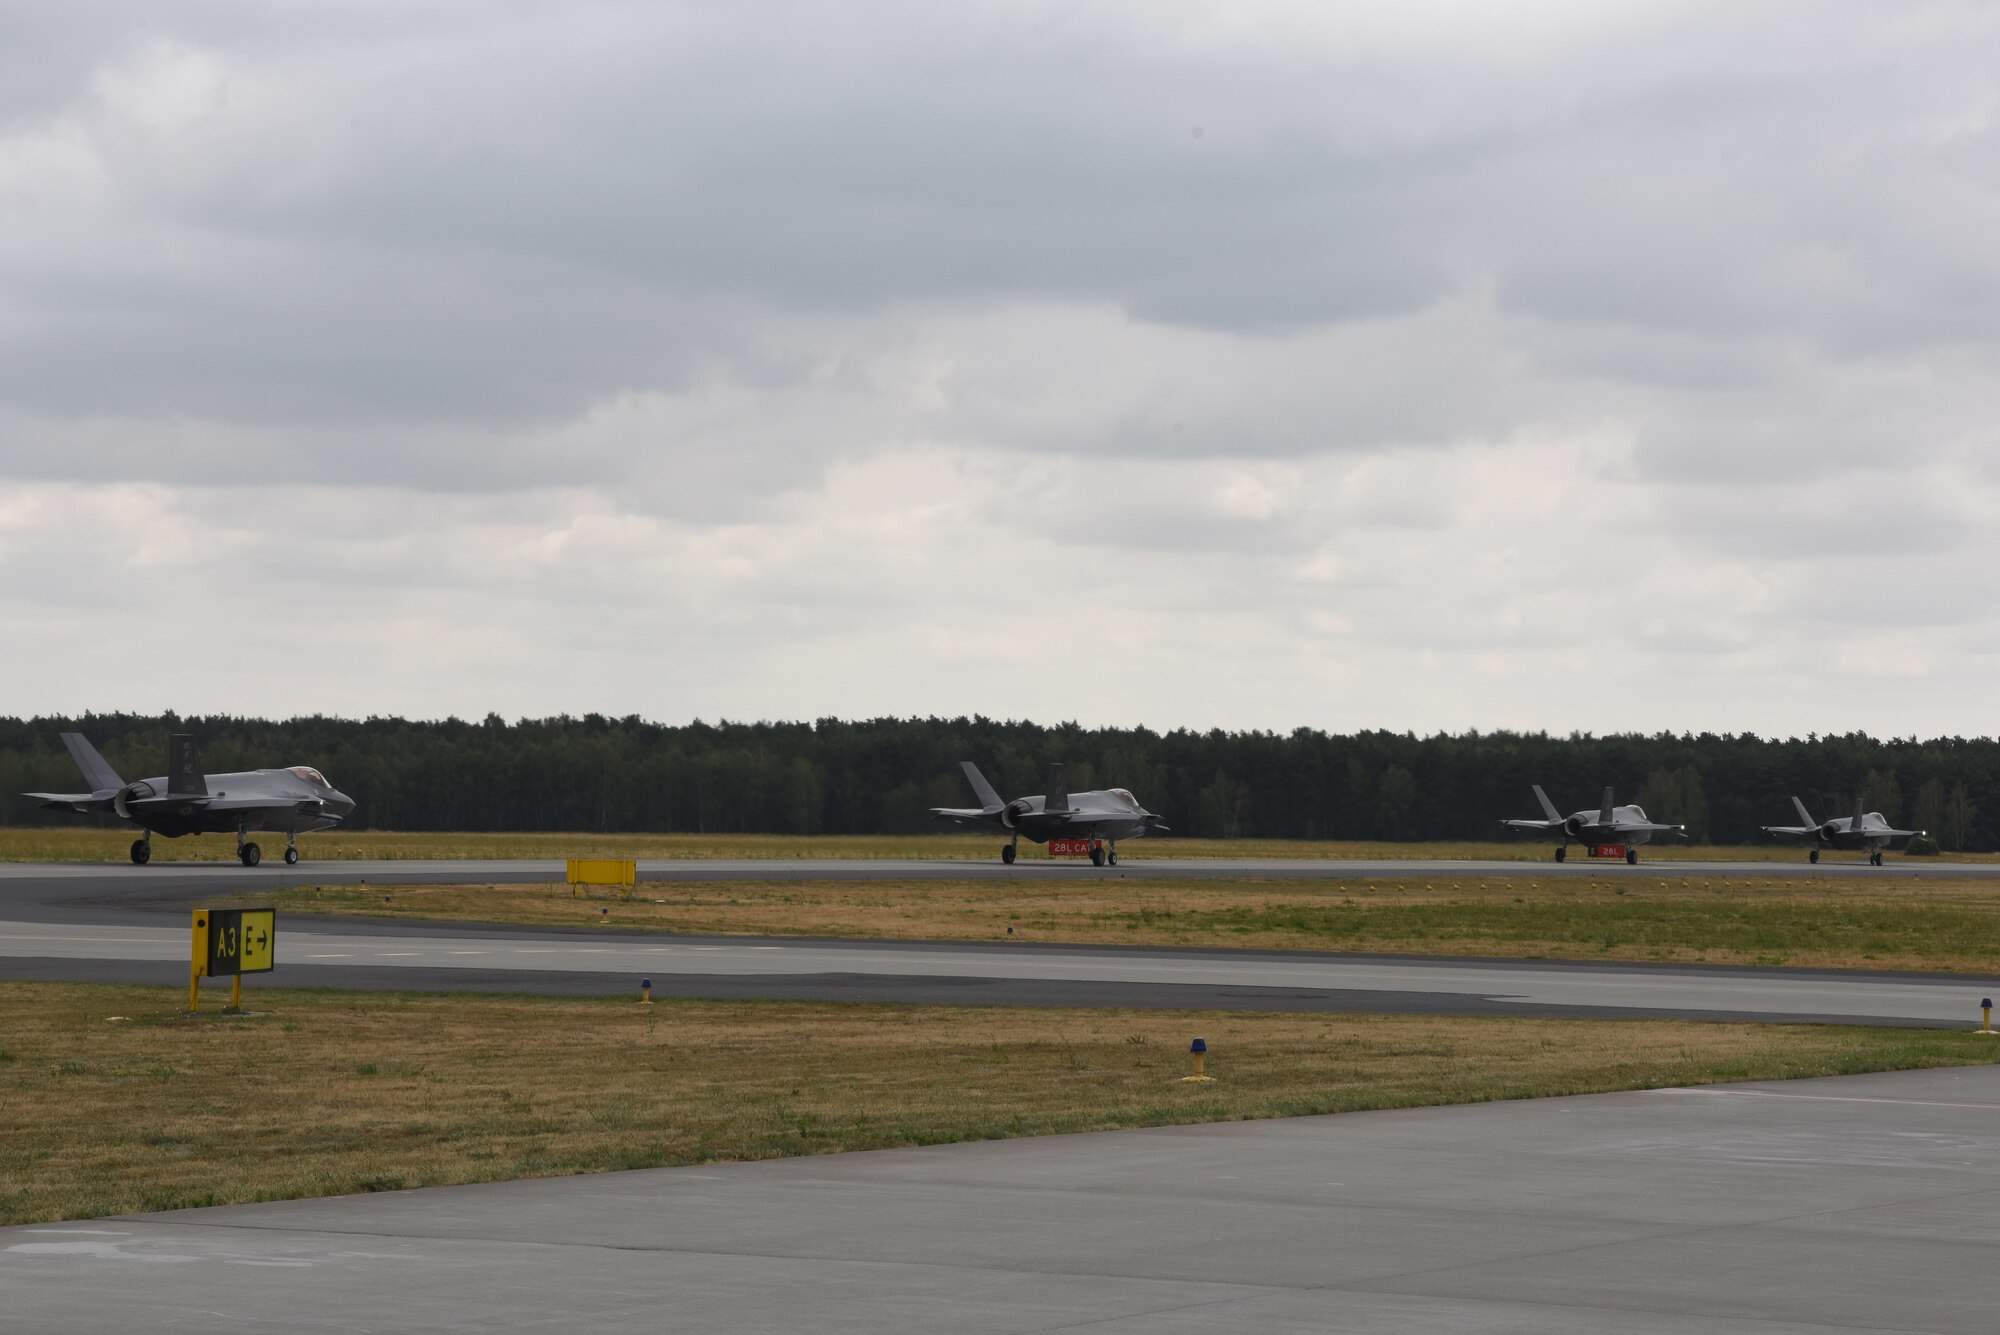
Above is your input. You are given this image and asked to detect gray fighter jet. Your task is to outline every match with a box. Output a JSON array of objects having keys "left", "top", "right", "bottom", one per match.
[
  {"left": 931, "top": 761, "right": 1168, "bottom": 865},
  {"left": 25, "top": 732, "right": 356, "bottom": 866},
  {"left": 1761, "top": 796, "right": 1921, "bottom": 866},
  {"left": 1502, "top": 784, "right": 1684, "bottom": 863}
]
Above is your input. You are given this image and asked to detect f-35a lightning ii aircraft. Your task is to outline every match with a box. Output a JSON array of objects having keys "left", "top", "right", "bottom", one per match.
[
  {"left": 1761, "top": 796, "right": 1921, "bottom": 866},
  {"left": 931, "top": 761, "right": 1168, "bottom": 865},
  {"left": 25, "top": 732, "right": 356, "bottom": 866},
  {"left": 1502, "top": 785, "right": 1685, "bottom": 864}
]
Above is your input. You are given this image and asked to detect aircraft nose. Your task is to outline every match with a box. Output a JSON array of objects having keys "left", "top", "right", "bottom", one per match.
[{"left": 328, "top": 789, "right": 357, "bottom": 817}]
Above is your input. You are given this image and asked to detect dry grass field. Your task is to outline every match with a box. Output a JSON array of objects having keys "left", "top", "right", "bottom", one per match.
[
  {"left": 0, "top": 826, "right": 1961, "bottom": 864},
  {"left": 3, "top": 982, "right": 1993, "bottom": 1226},
  {"left": 259, "top": 873, "right": 2000, "bottom": 973}
]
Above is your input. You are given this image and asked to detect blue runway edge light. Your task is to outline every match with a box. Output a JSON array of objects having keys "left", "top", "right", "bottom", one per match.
[{"left": 1190, "top": 1037, "right": 1207, "bottom": 1054}]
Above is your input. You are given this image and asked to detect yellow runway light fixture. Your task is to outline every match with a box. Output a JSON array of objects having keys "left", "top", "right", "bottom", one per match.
[
  {"left": 1981, "top": 998, "right": 1995, "bottom": 1035},
  {"left": 1182, "top": 1036, "right": 1216, "bottom": 1083}
]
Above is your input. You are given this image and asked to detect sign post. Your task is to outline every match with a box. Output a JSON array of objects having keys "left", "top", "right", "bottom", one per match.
[{"left": 190, "top": 908, "right": 276, "bottom": 1012}]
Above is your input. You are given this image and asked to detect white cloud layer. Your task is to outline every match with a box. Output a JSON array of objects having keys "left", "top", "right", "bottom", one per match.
[{"left": 4, "top": 0, "right": 2000, "bottom": 734}]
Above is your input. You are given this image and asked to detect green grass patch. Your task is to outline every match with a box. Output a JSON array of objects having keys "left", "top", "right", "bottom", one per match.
[
  {"left": 2, "top": 982, "right": 1995, "bottom": 1226},
  {"left": 253, "top": 874, "right": 2000, "bottom": 973}
]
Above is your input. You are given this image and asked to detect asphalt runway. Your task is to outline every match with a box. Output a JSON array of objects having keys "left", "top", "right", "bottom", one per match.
[
  {"left": 3, "top": 851, "right": 1992, "bottom": 903},
  {"left": 2, "top": 859, "right": 1997, "bottom": 1025},
  {"left": 1, "top": 909, "right": 1995, "bottom": 1027},
  {"left": 8, "top": 1063, "right": 2000, "bottom": 1332}
]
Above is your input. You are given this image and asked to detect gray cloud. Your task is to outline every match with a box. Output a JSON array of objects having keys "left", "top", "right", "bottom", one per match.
[{"left": 5, "top": 1, "right": 2000, "bottom": 733}]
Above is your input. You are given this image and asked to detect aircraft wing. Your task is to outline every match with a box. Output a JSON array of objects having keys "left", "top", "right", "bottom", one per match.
[
  {"left": 1761, "top": 824, "right": 1819, "bottom": 837},
  {"left": 930, "top": 805, "right": 1001, "bottom": 829},
  {"left": 25, "top": 791, "right": 115, "bottom": 813},
  {"left": 1611, "top": 821, "right": 1686, "bottom": 835},
  {"left": 1501, "top": 818, "right": 1560, "bottom": 831}
]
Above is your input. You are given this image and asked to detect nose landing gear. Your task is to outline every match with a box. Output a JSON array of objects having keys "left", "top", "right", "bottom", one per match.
[{"left": 129, "top": 834, "right": 152, "bottom": 865}]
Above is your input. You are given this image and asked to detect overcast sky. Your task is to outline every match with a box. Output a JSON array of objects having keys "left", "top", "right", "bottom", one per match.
[{"left": 4, "top": 0, "right": 1999, "bottom": 736}]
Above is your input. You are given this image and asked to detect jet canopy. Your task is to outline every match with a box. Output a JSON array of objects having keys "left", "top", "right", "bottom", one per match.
[
  {"left": 289, "top": 766, "right": 331, "bottom": 788},
  {"left": 1108, "top": 788, "right": 1140, "bottom": 809}
]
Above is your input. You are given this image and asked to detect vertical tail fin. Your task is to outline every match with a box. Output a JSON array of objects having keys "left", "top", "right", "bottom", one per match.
[
  {"left": 1599, "top": 787, "right": 1615, "bottom": 827},
  {"left": 167, "top": 734, "right": 208, "bottom": 798},
  {"left": 59, "top": 733, "right": 124, "bottom": 795},
  {"left": 1853, "top": 794, "right": 1865, "bottom": 828},
  {"left": 1791, "top": 796, "right": 1817, "bottom": 828},
  {"left": 1532, "top": 784, "right": 1561, "bottom": 822},
  {"left": 1044, "top": 762, "right": 1069, "bottom": 813},
  {"left": 959, "top": 761, "right": 1004, "bottom": 812}
]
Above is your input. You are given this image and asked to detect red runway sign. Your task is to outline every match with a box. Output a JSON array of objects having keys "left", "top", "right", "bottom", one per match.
[
  {"left": 1048, "top": 838, "right": 1097, "bottom": 858},
  {"left": 1589, "top": 844, "right": 1628, "bottom": 859}
]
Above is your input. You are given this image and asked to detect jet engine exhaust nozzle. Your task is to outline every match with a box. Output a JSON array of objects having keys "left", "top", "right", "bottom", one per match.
[
  {"left": 112, "top": 781, "right": 155, "bottom": 820},
  {"left": 1822, "top": 821, "right": 1846, "bottom": 843},
  {"left": 1563, "top": 814, "right": 1590, "bottom": 838}
]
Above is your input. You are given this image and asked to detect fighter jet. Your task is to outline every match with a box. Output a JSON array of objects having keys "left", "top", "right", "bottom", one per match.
[
  {"left": 930, "top": 761, "right": 1168, "bottom": 865},
  {"left": 1502, "top": 784, "right": 1685, "bottom": 863},
  {"left": 24, "top": 732, "right": 356, "bottom": 866},
  {"left": 1761, "top": 796, "right": 1921, "bottom": 866}
]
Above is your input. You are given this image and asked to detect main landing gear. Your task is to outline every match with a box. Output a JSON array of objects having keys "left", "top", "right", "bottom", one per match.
[
  {"left": 1809, "top": 849, "right": 1820, "bottom": 864},
  {"left": 1626, "top": 848, "right": 1639, "bottom": 866},
  {"left": 129, "top": 833, "right": 152, "bottom": 865},
  {"left": 1091, "top": 842, "right": 1120, "bottom": 867},
  {"left": 1554, "top": 846, "right": 1567, "bottom": 863},
  {"left": 1869, "top": 849, "right": 1884, "bottom": 867},
  {"left": 284, "top": 832, "right": 300, "bottom": 865},
  {"left": 1001, "top": 839, "right": 1017, "bottom": 865},
  {"left": 236, "top": 825, "right": 261, "bottom": 868}
]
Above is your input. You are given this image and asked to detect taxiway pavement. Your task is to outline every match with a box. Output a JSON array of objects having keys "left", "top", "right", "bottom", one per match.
[
  {"left": 1, "top": 914, "right": 1993, "bottom": 1027},
  {"left": 7, "top": 1063, "right": 2000, "bottom": 1332}
]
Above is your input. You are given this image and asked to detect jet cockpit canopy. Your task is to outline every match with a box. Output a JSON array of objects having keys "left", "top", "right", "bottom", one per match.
[
  {"left": 289, "top": 766, "right": 331, "bottom": 788},
  {"left": 1108, "top": 788, "right": 1140, "bottom": 809}
]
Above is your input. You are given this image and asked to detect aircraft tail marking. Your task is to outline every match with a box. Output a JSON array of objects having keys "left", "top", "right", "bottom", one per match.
[
  {"left": 167, "top": 734, "right": 208, "bottom": 798},
  {"left": 59, "top": 733, "right": 123, "bottom": 795},
  {"left": 1045, "top": 762, "right": 1069, "bottom": 813}
]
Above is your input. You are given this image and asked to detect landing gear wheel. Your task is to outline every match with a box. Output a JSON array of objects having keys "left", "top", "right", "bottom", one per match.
[
  {"left": 1554, "top": 847, "right": 1567, "bottom": 863},
  {"left": 1000, "top": 844, "right": 1016, "bottom": 865},
  {"left": 1809, "top": 849, "right": 1820, "bottom": 864},
  {"left": 1090, "top": 845, "right": 1106, "bottom": 867},
  {"left": 239, "top": 842, "right": 261, "bottom": 868},
  {"left": 284, "top": 846, "right": 299, "bottom": 866},
  {"left": 129, "top": 839, "right": 151, "bottom": 866},
  {"left": 1871, "top": 850, "right": 1883, "bottom": 866},
  {"left": 1626, "top": 848, "right": 1638, "bottom": 866},
  {"left": 1107, "top": 849, "right": 1118, "bottom": 866}
]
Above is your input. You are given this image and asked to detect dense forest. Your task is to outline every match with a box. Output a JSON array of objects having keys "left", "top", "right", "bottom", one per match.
[{"left": 0, "top": 713, "right": 1989, "bottom": 848}]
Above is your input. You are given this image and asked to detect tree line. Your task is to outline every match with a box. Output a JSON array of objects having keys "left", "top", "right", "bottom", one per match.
[{"left": 0, "top": 712, "right": 1988, "bottom": 848}]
